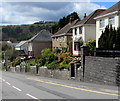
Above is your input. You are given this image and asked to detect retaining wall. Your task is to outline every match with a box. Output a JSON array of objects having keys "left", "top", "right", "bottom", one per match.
[{"left": 6, "top": 56, "right": 120, "bottom": 86}]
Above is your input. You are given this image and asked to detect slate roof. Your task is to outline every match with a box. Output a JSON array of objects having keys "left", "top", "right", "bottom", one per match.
[
  {"left": 15, "top": 41, "right": 27, "bottom": 47},
  {"left": 96, "top": 1, "right": 120, "bottom": 18},
  {"left": 52, "top": 19, "right": 80, "bottom": 37},
  {"left": 72, "top": 9, "right": 105, "bottom": 28},
  {"left": 28, "top": 29, "right": 52, "bottom": 42}
]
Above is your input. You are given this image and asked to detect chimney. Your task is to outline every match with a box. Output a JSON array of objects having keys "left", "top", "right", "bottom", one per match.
[{"left": 84, "top": 13, "right": 87, "bottom": 18}]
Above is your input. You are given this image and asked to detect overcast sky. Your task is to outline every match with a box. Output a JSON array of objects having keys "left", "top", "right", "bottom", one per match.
[{"left": 1, "top": 2, "right": 117, "bottom": 25}]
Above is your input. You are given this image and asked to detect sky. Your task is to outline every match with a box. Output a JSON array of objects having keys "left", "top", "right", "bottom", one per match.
[{"left": 0, "top": 1, "right": 118, "bottom": 25}]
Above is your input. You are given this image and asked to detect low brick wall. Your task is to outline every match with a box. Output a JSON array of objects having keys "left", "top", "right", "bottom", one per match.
[
  {"left": 82, "top": 56, "right": 120, "bottom": 86},
  {"left": 38, "top": 68, "right": 70, "bottom": 80}
]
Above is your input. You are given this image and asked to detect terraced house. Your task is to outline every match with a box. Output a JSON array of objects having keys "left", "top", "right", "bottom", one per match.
[
  {"left": 72, "top": 10, "right": 105, "bottom": 56},
  {"left": 94, "top": 1, "right": 120, "bottom": 48},
  {"left": 52, "top": 19, "right": 79, "bottom": 53}
]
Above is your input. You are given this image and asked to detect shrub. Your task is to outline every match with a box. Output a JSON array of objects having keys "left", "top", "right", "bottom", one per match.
[
  {"left": 46, "top": 61, "right": 59, "bottom": 69},
  {"left": 11, "top": 57, "right": 21, "bottom": 67},
  {"left": 36, "top": 48, "right": 57, "bottom": 66},
  {"left": 57, "top": 52, "right": 72, "bottom": 61},
  {"left": 83, "top": 40, "right": 96, "bottom": 55},
  {"left": 59, "top": 57, "right": 72, "bottom": 69},
  {"left": 27, "top": 61, "right": 36, "bottom": 66},
  {"left": 59, "top": 64, "right": 69, "bottom": 69}
]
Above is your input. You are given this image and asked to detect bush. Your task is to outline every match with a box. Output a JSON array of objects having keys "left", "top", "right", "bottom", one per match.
[
  {"left": 83, "top": 40, "right": 96, "bottom": 55},
  {"left": 46, "top": 61, "right": 59, "bottom": 69},
  {"left": 27, "top": 61, "right": 36, "bottom": 66},
  {"left": 59, "top": 64, "right": 69, "bottom": 69},
  {"left": 57, "top": 52, "right": 72, "bottom": 61},
  {"left": 36, "top": 48, "right": 58, "bottom": 66},
  {"left": 59, "top": 57, "right": 72, "bottom": 69},
  {"left": 11, "top": 57, "right": 21, "bottom": 67}
]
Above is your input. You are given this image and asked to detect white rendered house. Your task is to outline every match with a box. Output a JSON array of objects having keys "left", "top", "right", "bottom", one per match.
[
  {"left": 94, "top": 1, "right": 120, "bottom": 48},
  {"left": 72, "top": 10, "right": 105, "bottom": 56}
]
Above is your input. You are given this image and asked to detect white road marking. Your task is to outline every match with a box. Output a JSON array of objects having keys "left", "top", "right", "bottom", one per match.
[
  {"left": 12, "top": 86, "right": 22, "bottom": 91},
  {"left": 2, "top": 79, "right": 5, "bottom": 82},
  {"left": 26, "top": 93, "right": 38, "bottom": 99},
  {"left": 6, "top": 82, "right": 11, "bottom": 85}
]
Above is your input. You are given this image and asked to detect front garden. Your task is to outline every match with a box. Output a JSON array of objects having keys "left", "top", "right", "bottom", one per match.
[{"left": 7, "top": 48, "right": 73, "bottom": 70}]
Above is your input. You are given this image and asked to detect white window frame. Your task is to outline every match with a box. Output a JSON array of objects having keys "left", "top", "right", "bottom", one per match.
[
  {"left": 109, "top": 16, "right": 115, "bottom": 25},
  {"left": 100, "top": 19, "right": 105, "bottom": 28}
]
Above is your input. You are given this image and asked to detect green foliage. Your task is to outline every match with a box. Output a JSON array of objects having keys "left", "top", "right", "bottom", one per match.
[
  {"left": 35, "top": 48, "right": 57, "bottom": 67},
  {"left": 83, "top": 40, "right": 96, "bottom": 55},
  {"left": 59, "top": 64, "right": 69, "bottom": 69},
  {"left": 11, "top": 57, "right": 21, "bottom": 67},
  {"left": 2, "top": 44, "right": 11, "bottom": 51},
  {"left": 98, "top": 25, "right": 120, "bottom": 49},
  {"left": 52, "top": 12, "right": 79, "bottom": 34},
  {"left": 26, "top": 60, "right": 36, "bottom": 66},
  {"left": 2, "top": 22, "right": 55, "bottom": 42},
  {"left": 60, "top": 58, "right": 72, "bottom": 65},
  {"left": 59, "top": 57, "right": 72, "bottom": 69},
  {"left": 115, "top": 27, "right": 120, "bottom": 49},
  {"left": 46, "top": 61, "right": 59, "bottom": 69}
]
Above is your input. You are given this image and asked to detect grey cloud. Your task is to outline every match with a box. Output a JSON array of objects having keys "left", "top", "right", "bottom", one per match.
[{"left": 1, "top": 2, "right": 106, "bottom": 25}]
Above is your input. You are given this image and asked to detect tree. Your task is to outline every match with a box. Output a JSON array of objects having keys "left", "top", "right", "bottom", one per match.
[
  {"left": 52, "top": 12, "right": 80, "bottom": 34},
  {"left": 83, "top": 40, "right": 96, "bottom": 55},
  {"left": 98, "top": 25, "right": 120, "bottom": 49},
  {"left": 115, "top": 27, "right": 120, "bottom": 49}
]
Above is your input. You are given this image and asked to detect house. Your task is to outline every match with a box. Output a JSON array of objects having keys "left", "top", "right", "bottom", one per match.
[
  {"left": 15, "top": 41, "right": 28, "bottom": 51},
  {"left": 28, "top": 29, "right": 52, "bottom": 57},
  {"left": 52, "top": 19, "right": 79, "bottom": 53},
  {"left": 72, "top": 10, "right": 105, "bottom": 56},
  {"left": 15, "top": 41, "right": 28, "bottom": 55},
  {"left": 94, "top": 1, "right": 120, "bottom": 48}
]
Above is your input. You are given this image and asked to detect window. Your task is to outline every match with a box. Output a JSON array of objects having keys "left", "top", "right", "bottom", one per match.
[
  {"left": 74, "top": 42, "right": 80, "bottom": 51},
  {"left": 100, "top": 19, "right": 105, "bottom": 28},
  {"left": 109, "top": 16, "right": 115, "bottom": 25},
  {"left": 79, "top": 27, "right": 82, "bottom": 34},
  {"left": 75, "top": 28, "right": 77, "bottom": 35}
]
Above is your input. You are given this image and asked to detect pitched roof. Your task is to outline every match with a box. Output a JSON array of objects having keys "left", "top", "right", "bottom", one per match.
[
  {"left": 28, "top": 29, "right": 52, "bottom": 42},
  {"left": 72, "top": 9, "right": 105, "bottom": 28},
  {"left": 15, "top": 41, "right": 27, "bottom": 47},
  {"left": 96, "top": 1, "right": 120, "bottom": 18},
  {"left": 52, "top": 19, "right": 80, "bottom": 37}
]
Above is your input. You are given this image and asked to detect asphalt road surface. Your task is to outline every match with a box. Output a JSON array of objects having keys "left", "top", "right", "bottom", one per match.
[{"left": 1, "top": 71, "right": 119, "bottom": 100}]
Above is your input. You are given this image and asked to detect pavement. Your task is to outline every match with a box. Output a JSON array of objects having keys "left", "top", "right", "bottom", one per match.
[{"left": 1, "top": 71, "right": 120, "bottom": 100}]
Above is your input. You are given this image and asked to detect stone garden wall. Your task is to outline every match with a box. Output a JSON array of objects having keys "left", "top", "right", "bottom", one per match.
[
  {"left": 82, "top": 56, "right": 120, "bottom": 86},
  {"left": 6, "top": 56, "right": 120, "bottom": 86}
]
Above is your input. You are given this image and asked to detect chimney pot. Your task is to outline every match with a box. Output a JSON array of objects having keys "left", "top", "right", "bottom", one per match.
[{"left": 84, "top": 13, "right": 87, "bottom": 18}]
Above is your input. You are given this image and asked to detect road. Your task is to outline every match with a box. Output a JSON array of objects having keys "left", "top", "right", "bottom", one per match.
[{"left": 1, "top": 71, "right": 119, "bottom": 100}]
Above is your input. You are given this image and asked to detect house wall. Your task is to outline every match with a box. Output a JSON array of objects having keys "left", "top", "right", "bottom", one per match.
[
  {"left": 67, "top": 36, "right": 72, "bottom": 53},
  {"left": 52, "top": 35, "right": 72, "bottom": 52},
  {"left": 96, "top": 13, "right": 120, "bottom": 48},
  {"left": 28, "top": 41, "right": 52, "bottom": 57},
  {"left": 84, "top": 25, "right": 96, "bottom": 43},
  {"left": 72, "top": 27, "right": 83, "bottom": 56},
  {"left": 72, "top": 25, "right": 96, "bottom": 56},
  {"left": 20, "top": 43, "right": 28, "bottom": 51}
]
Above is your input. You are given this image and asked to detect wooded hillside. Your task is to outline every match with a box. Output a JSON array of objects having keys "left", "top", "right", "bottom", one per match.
[
  {"left": 1, "top": 22, "right": 55, "bottom": 42},
  {"left": 1, "top": 12, "right": 80, "bottom": 42}
]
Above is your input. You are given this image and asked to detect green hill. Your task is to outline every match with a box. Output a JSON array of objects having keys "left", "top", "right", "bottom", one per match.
[{"left": 1, "top": 22, "right": 56, "bottom": 42}]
